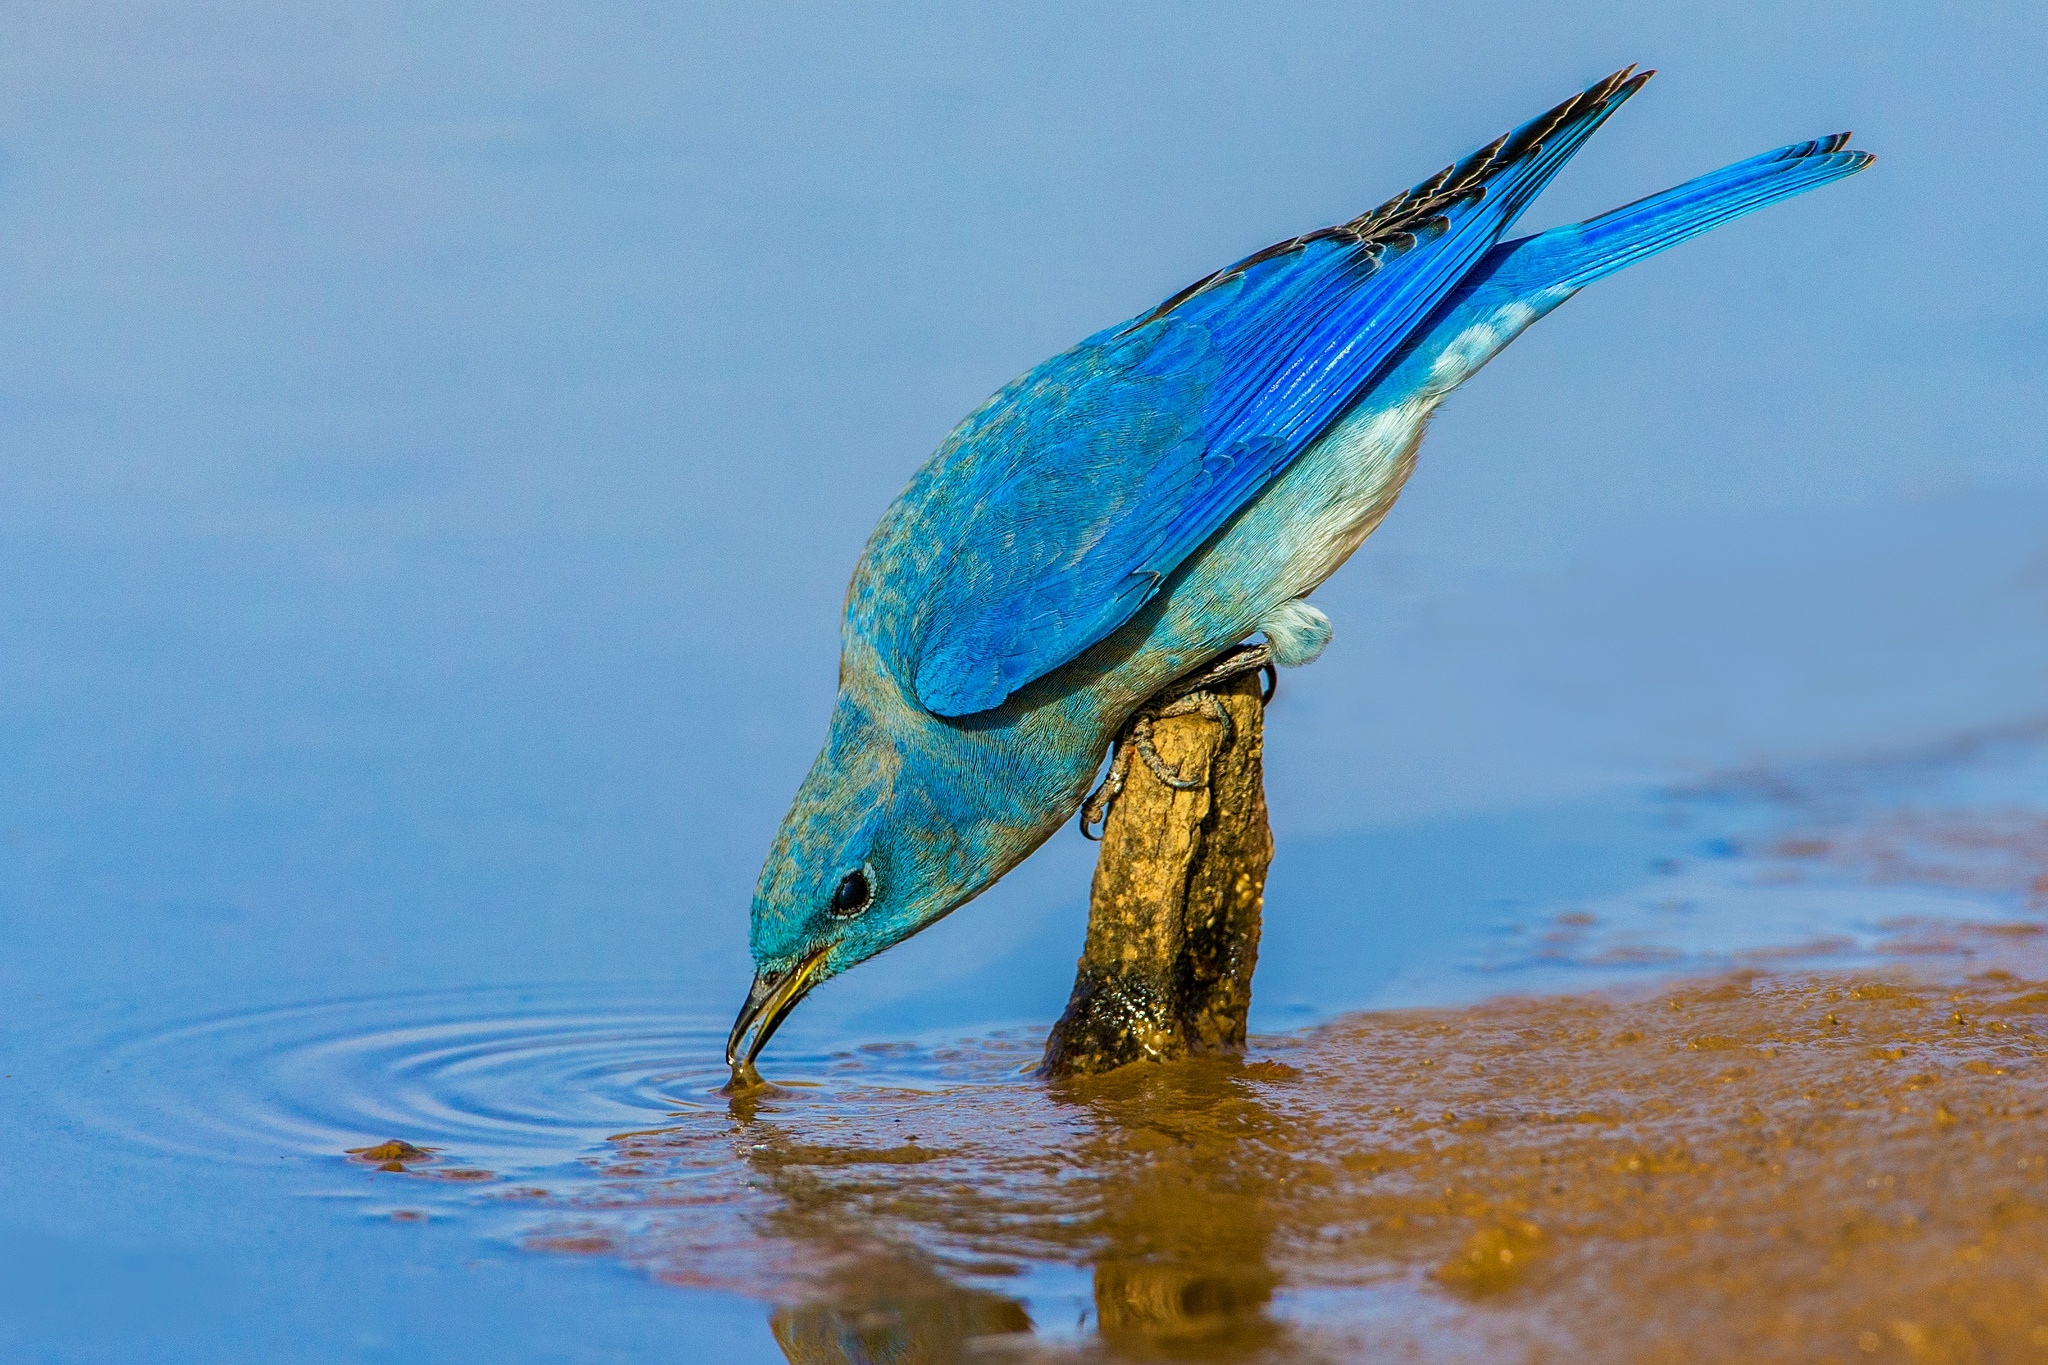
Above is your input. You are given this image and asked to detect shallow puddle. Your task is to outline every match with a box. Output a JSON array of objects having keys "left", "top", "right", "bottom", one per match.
[
  {"left": 502, "top": 937, "right": 2048, "bottom": 1364},
  {"left": 45, "top": 724, "right": 2048, "bottom": 1362}
]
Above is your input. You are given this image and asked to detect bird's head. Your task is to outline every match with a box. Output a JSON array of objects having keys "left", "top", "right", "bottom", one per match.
[{"left": 729, "top": 688, "right": 1008, "bottom": 1081}]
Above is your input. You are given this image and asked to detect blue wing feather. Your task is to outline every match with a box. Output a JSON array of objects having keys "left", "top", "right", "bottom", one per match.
[{"left": 905, "top": 69, "right": 1650, "bottom": 716}]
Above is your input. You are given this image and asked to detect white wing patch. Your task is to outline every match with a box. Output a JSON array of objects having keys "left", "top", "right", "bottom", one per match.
[{"left": 1428, "top": 300, "right": 1540, "bottom": 391}]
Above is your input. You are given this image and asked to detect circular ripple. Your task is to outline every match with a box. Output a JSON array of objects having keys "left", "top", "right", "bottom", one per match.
[{"left": 76, "top": 984, "right": 740, "bottom": 1172}]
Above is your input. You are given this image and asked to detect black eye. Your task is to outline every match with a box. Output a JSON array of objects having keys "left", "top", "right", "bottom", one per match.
[{"left": 829, "top": 868, "right": 872, "bottom": 917}]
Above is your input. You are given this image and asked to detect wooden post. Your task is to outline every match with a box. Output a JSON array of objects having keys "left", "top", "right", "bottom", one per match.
[{"left": 1041, "top": 669, "right": 1273, "bottom": 1077}]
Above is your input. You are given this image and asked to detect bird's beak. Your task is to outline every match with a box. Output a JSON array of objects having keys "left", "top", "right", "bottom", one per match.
[{"left": 726, "top": 947, "right": 828, "bottom": 1085}]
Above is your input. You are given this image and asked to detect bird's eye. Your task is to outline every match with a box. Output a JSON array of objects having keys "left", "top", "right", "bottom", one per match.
[{"left": 829, "top": 868, "right": 872, "bottom": 917}]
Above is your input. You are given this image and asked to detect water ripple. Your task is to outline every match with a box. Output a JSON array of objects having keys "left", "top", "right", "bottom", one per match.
[{"left": 74, "top": 984, "right": 757, "bottom": 1173}]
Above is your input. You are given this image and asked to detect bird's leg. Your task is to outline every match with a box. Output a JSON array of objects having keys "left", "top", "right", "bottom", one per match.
[
  {"left": 1079, "top": 741, "right": 1136, "bottom": 840},
  {"left": 1079, "top": 642, "right": 1275, "bottom": 838}
]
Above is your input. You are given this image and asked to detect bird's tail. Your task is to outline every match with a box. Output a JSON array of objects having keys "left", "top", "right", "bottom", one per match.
[{"left": 1507, "top": 134, "right": 1873, "bottom": 293}]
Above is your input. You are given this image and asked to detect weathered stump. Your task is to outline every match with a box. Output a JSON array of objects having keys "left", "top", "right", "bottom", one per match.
[{"left": 1041, "top": 669, "right": 1273, "bottom": 1076}]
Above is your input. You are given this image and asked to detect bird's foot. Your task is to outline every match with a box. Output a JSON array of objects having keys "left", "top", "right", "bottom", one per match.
[
  {"left": 1160, "top": 641, "right": 1278, "bottom": 707},
  {"left": 1134, "top": 691, "right": 1232, "bottom": 789},
  {"left": 1079, "top": 643, "right": 1274, "bottom": 840}
]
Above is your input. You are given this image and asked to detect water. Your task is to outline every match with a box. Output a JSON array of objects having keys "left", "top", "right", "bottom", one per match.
[
  {"left": 74, "top": 989, "right": 735, "bottom": 1172},
  {"left": 17, "top": 718, "right": 2046, "bottom": 1361},
  {"left": 10, "top": 502, "right": 2048, "bottom": 1365},
  {"left": 6, "top": 4, "right": 2048, "bottom": 1361}
]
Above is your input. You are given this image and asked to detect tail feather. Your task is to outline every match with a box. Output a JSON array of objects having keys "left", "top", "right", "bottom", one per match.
[{"left": 1502, "top": 134, "right": 1873, "bottom": 294}]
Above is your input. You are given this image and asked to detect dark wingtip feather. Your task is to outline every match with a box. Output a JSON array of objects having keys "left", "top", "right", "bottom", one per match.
[
  {"left": 1806, "top": 134, "right": 1873, "bottom": 170},
  {"left": 1125, "top": 66, "right": 1654, "bottom": 336}
]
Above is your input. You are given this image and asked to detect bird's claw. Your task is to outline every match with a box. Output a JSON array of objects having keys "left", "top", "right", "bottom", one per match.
[
  {"left": 1136, "top": 693, "right": 1231, "bottom": 789},
  {"left": 1078, "top": 642, "right": 1273, "bottom": 839},
  {"left": 1078, "top": 742, "right": 1134, "bottom": 840}
]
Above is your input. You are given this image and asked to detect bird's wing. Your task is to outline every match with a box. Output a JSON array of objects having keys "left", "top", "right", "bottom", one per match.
[{"left": 903, "top": 69, "right": 1648, "bottom": 716}]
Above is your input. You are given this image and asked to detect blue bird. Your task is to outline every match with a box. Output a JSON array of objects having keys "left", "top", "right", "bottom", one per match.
[{"left": 729, "top": 68, "right": 1870, "bottom": 1074}]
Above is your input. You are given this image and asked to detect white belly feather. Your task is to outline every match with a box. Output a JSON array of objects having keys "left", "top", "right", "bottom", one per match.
[
  {"left": 1245, "top": 304, "right": 1539, "bottom": 659},
  {"left": 1275, "top": 394, "right": 1437, "bottom": 600}
]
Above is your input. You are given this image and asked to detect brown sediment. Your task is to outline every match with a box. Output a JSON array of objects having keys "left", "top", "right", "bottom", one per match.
[
  {"left": 516, "top": 930, "right": 2048, "bottom": 1363},
  {"left": 528, "top": 1233, "right": 616, "bottom": 1255},
  {"left": 344, "top": 1138, "right": 496, "bottom": 1180},
  {"left": 1280, "top": 957, "right": 2048, "bottom": 1361},
  {"left": 1762, "top": 808, "right": 2048, "bottom": 904},
  {"left": 345, "top": 1138, "right": 436, "bottom": 1172},
  {"left": 346, "top": 1139, "right": 432, "bottom": 1162},
  {"left": 1043, "top": 668, "right": 1272, "bottom": 1077}
]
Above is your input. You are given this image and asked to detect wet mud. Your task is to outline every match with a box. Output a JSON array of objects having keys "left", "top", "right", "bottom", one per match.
[{"left": 500, "top": 926, "right": 2048, "bottom": 1363}]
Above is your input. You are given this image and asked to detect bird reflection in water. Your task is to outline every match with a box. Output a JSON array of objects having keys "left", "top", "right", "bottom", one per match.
[
  {"left": 725, "top": 1053, "right": 1309, "bottom": 1364},
  {"left": 766, "top": 1262, "right": 1030, "bottom": 1365}
]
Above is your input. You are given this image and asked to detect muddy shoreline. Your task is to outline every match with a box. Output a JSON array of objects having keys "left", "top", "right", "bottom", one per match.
[{"left": 496, "top": 928, "right": 2047, "bottom": 1363}]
